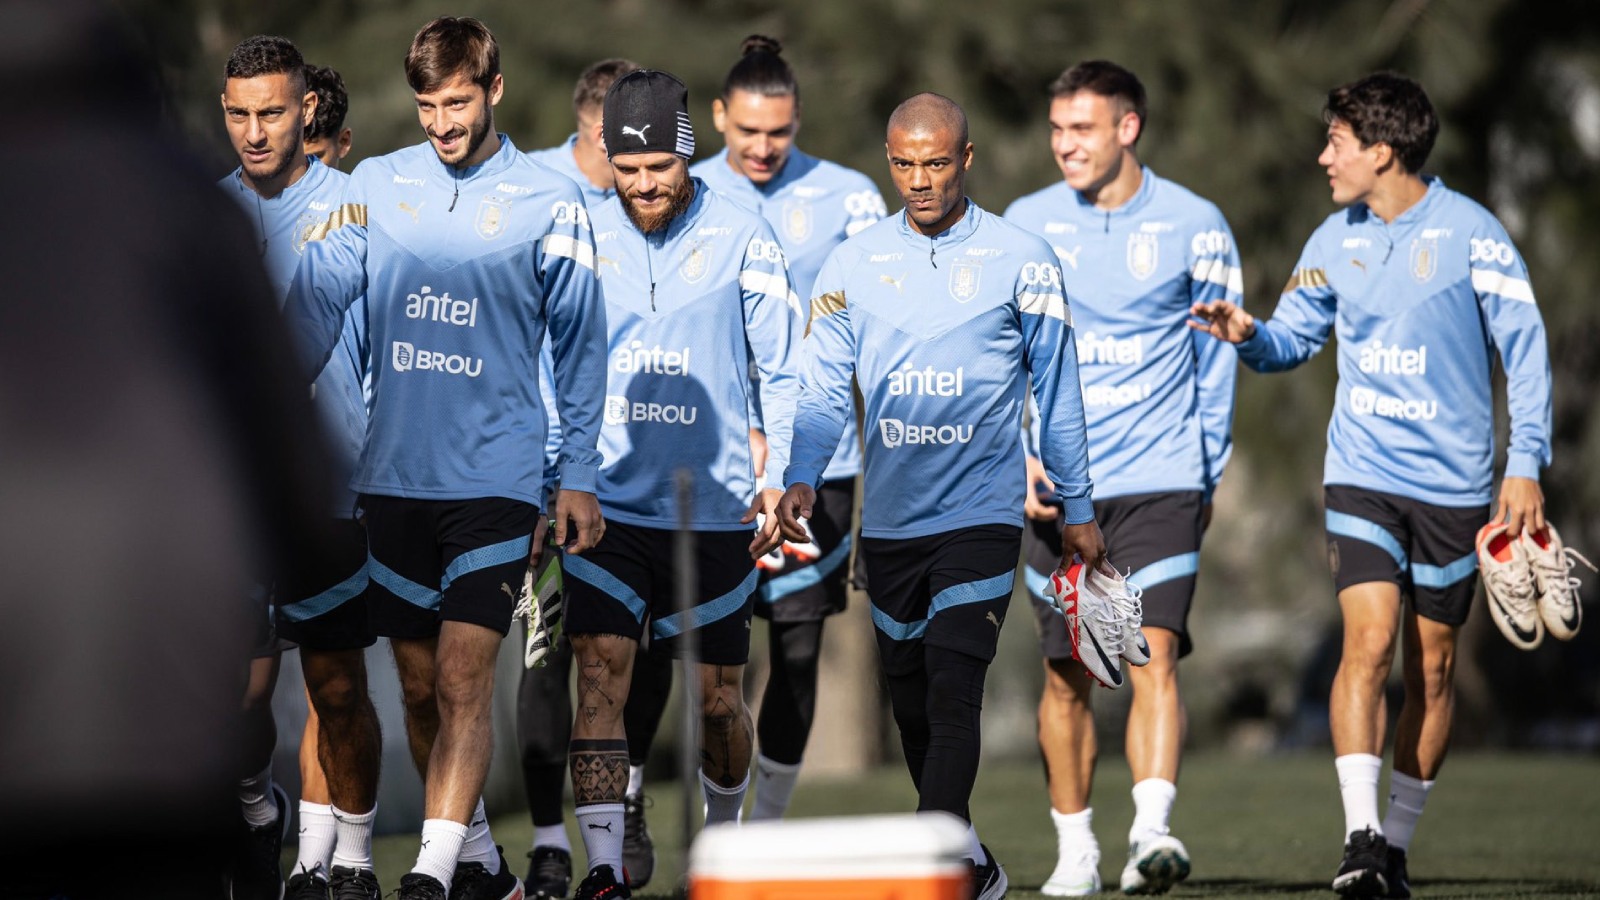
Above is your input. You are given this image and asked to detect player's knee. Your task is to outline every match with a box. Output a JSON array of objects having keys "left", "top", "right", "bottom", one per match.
[
  {"left": 1404, "top": 648, "right": 1456, "bottom": 703},
  {"left": 434, "top": 652, "right": 493, "bottom": 714},
  {"left": 1341, "top": 623, "right": 1397, "bottom": 671},
  {"left": 1042, "top": 660, "right": 1093, "bottom": 711}
]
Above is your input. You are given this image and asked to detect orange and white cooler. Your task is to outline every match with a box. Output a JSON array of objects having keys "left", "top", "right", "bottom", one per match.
[{"left": 688, "top": 813, "right": 972, "bottom": 900}]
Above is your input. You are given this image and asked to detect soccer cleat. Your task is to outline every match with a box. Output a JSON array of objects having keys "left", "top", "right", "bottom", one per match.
[
  {"left": 1120, "top": 834, "right": 1190, "bottom": 895},
  {"left": 621, "top": 794, "right": 655, "bottom": 888},
  {"left": 517, "top": 543, "right": 565, "bottom": 669},
  {"left": 782, "top": 515, "right": 822, "bottom": 563},
  {"left": 328, "top": 866, "right": 380, "bottom": 900},
  {"left": 573, "top": 865, "right": 630, "bottom": 900},
  {"left": 1477, "top": 522, "right": 1543, "bottom": 650},
  {"left": 230, "top": 781, "right": 289, "bottom": 900},
  {"left": 1383, "top": 845, "right": 1410, "bottom": 899},
  {"left": 1040, "top": 845, "right": 1100, "bottom": 897},
  {"left": 1098, "top": 566, "right": 1150, "bottom": 667},
  {"left": 286, "top": 867, "right": 330, "bottom": 900},
  {"left": 397, "top": 873, "right": 449, "bottom": 900},
  {"left": 1049, "top": 558, "right": 1126, "bottom": 689},
  {"left": 971, "top": 844, "right": 1008, "bottom": 900},
  {"left": 1331, "top": 828, "right": 1389, "bottom": 898},
  {"left": 449, "top": 847, "right": 524, "bottom": 900},
  {"left": 525, "top": 846, "right": 572, "bottom": 900},
  {"left": 1523, "top": 524, "right": 1596, "bottom": 641}
]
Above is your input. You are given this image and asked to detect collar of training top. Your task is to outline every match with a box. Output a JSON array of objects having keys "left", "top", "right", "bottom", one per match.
[{"left": 603, "top": 69, "right": 695, "bottom": 160}]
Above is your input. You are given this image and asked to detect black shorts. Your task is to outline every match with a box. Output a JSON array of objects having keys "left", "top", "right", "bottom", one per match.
[
  {"left": 361, "top": 494, "right": 538, "bottom": 639},
  {"left": 1324, "top": 485, "right": 1486, "bottom": 626},
  {"left": 563, "top": 521, "right": 757, "bottom": 666},
  {"left": 276, "top": 516, "right": 375, "bottom": 651},
  {"left": 756, "top": 478, "right": 854, "bottom": 623},
  {"left": 860, "top": 524, "right": 1021, "bottom": 676},
  {"left": 1024, "top": 491, "right": 1203, "bottom": 660}
]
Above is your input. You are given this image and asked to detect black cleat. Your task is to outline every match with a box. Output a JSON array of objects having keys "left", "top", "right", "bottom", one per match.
[
  {"left": 574, "top": 865, "right": 630, "bottom": 900},
  {"left": 286, "top": 867, "right": 330, "bottom": 900},
  {"left": 229, "top": 782, "right": 289, "bottom": 900},
  {"left": 329, "top": 866, "right": 381, "bottom": 900},
  {"left": 398, "top": 873, "right": 449, "bottom": 900},
  {"left": 971, "top": 844, "right": 1008, "bottom": 900},
  {"left": 622, "top": 795, "right": 655, "bottom": 889},
  {"left": 1384, "top": 846, "right": 1410, "bottom": 899},
  {"left": 449, "top": 847, "right": 525, "bottom": 900},
  {"left": 1332, "top": 828, "right": 1389, "bottom": 898},
  {"left": 525, "top": 846, "right": 573, "bottom": 900}
]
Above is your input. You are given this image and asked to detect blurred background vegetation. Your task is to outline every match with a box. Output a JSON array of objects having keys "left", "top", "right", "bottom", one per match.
[{"left": 113, "top": 0, "right": 1599, "bottom": 807}]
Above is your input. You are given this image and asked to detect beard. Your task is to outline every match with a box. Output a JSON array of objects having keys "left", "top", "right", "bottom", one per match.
[
  {"left": 430, "top": 110, "right": 493, "bottom": 166},
  {"left": 241, "top": 142, "right": 296, "bottom": 186},
  {"left": 622, "top": 173, "right": 695, "bottom": 234}
]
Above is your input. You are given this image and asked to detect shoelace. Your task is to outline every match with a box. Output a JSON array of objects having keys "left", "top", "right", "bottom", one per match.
[
  {"left": 1536, "top": 547, "right": 1599, "bottom": 594},
  {"left": 1484, "top": 564, "right": 1539, "bottom": 616},
  {"left": 1095, "top": 567, "right": 1145, "bottom": 627},
  {"left": 1078, "top": 585, "right": 1127, "bottom": 657}
]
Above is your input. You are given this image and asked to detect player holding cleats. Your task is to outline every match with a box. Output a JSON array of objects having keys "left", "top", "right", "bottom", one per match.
[
  {"left": 692, "top": 34, "right": 888, "bottom": 824},
  {"left": 779, "top": 92, "right": 1103, "bottom": 893},
  {"left": 560, "top": 69, "right": 800, "bottom": 896},
  {"left": 1006, "top": 61, "right": 1237, "bottom": 895},
  {"left": 286, "top": 17, "right": 607, "bottom": 899},
  {"left": 1191, "top": 73, "right": 1554, "bottom": 898}
]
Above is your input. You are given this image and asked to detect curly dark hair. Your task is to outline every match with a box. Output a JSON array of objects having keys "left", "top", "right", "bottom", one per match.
[
  {"left": 1324, "top": 72, "right": 1438, "bottom": 174},
  {"left": 304, "top": 64, "right": 348, "bottom": 140},
  {"left": 223, "top": 35, "right": 304, "bottom": 93}
]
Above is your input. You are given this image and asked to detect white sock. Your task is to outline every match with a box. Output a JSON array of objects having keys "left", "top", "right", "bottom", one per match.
[
  {"left": 700, "top": 769, "right": 748, "bottom": 826},
  {"left": 965, "top": 822, "right": 984, "bottom": 864},
  {"left": 748, "top": 755, "right": 802, "bottom": 821},
  {"left": 238, "top": 765, "right": 279, "bottom": 828},
  {"left": 626, "top": 765, "right": 646, "bottom": 798},
  {"left": 534, "top": 823, "right": 571, "bottom": 853},
  {"left": 460, "top": 798, "right": 500, "bottom": 870},
  {"left": 576, "top": 803, "right": 625, "bottom": 873},
  {"left": 1051, "top": 806, "right": 1096, "bottom": 856},
  {"left": 1335, "top": 753, "right": 1385, "bottom": 837},
  {"left": 330, "top": 804, "right": 376, "bottom": 871},
  {"left": 293, "top": 801, "right": 337, "bottom": 877},
  {"left": 1129, "top": 778, "right": 1177, "bottom": 840},
  {"left": 412, "top": 819, "right": 469, "bottom": 889},
  {"left": 1382, "top": 770, "right": 1434, "bottom": 851}
]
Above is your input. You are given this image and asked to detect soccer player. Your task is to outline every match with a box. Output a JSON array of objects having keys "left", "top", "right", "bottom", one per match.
[
  {"left": 777, "top": 93, "right": 1103, "bottom": 900},
  {"left": 1003, "top": 60, "right": 1241, "bottom": 896},
  {"left": 561, "top": 69, "right": 800, "bottom": 900},
  {"left": 517, "top": 55, "right": 680, "bottom": 899},
  {"left": 1190, "top": 72, "right": 1552, "bottom": 899},
  {"left": 216, "top": 36, "right": 383, "bottom": 900},
  {"left": 304, "top": 63, "right": 353, "bottom": 170},
  {"left": 284, "top": 17, "right": 609, "bottom": 900},
  {"left": 691, "top": 33, "right": 888, "bottom": 825}
]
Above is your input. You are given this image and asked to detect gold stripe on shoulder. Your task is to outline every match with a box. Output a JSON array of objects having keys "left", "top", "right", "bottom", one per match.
[
  {"left": 303, "top": 203, "right": 368, "bottom": 244},
  {"left": 806, "top": 290, "right": 846, "bottom": 337},
  {"left": 1281, "top": 266, "right": 1328, "bottom": 294}
]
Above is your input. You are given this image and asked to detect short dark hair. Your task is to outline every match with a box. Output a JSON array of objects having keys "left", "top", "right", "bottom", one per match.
[
  {"left": 573, "top": 58, "right": 639, "bottom": 119},
  {"left": 1324, "top": 72, "right": 1438, "bottom": 174},
  {"left": 1049, "top": 60, "right": 1147, "bottom": 142},
  {"left": 304, "top": 64, "right": 348, "bottom": 140},
  {"left": 224, "top": 35, "right": 305, "bottom": 94},
  {"left": 721, "top": 34, "right": 799, "bottom": 104},
  {"left": 404, "top": 16, "right": 498, "bottom": 95}
]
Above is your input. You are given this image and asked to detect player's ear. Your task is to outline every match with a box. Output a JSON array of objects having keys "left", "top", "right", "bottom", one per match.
[
  {"left": 336, "top": 127, "right": 353, "bottom": 161},
  {"left": 302, "top": 90, "right": 318, "bottom": 129}
]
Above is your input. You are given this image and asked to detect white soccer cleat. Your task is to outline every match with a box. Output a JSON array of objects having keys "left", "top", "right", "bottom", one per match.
[
  {"left": 1477, "top": 522, "right": 1542, "bottom": 650},
  {"left": 1041, "top": 845, "right": 1101, "bottom": 897},
  {"left": 1522, "top": 524, "right": 1596, "bottom": 642},
  {"left": 1049, "top": 558, "right": 1126, "bottom": 689},
  {"left": 1120, "top": 833, "right": 1190, "bottom": 895},
  {"left": 517, "top": 548, "right": 564, "bottom": 669},
  {"left": 782, "top": 519, "right": 822, "bottom": 564},
  {"left": 1095, "top": 566, "right": 1150, "bottom": 667}
]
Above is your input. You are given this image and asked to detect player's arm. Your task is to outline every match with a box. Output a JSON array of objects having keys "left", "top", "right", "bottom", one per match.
[
  {"left": 1018, "top": 253, "right": 1104, "bottom": 570},
  {"left": 284, "top": 178, "right": 370, "bottom": 382},
  {"left": 537, "top": 194, "right": 607, "bottom": 553},
  {"left": 779, "top": 254, "right": 857, "bottom": 542},
  {"left": 1191, "top": 239, "right": 1335, "bottom": 373},
  {"left": 739, "top": 226, "right": 802, "bottom": 556},
  {"left": 1188, "top": 214, "right": 1245, "bottom": 510},
  {"left": 531, "top": 339, "right": 563, "bottom": 566},
  {"left": 1473, "top": 225, "right": 1553, "bottom": 535}
]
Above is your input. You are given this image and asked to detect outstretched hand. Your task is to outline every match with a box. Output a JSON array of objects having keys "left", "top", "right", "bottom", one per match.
[
  {"left": 776, "top": 483, "right": 817, "bottom": 544},
  {"left": 1188, "top": 299, "right": 1255, "bottom": 344}
]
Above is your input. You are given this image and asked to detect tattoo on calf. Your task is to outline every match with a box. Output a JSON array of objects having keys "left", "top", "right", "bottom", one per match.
[{"left": 570, "top": 738, "right": 629, "bottom": 804}]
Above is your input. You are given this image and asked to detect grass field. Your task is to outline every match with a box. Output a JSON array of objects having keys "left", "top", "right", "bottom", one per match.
[{"left": 353, "top": 751, "right": 1600, "bottom": 898}]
